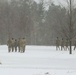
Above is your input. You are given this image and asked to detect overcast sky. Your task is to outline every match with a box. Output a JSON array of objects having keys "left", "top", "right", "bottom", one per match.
[
  {"left": 53, "top": 0, "right": 65, "bottom": 4},
  {"left": 34, "top": 0, "right": 67, "bottom": 5},
  {"left": 35, "top": 0, "right": 76, "bottom": 8}
]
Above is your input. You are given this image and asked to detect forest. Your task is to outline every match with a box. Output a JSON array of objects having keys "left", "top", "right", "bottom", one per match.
[{"left": 0, "top": 0, "right": 76, "bottom": 45}]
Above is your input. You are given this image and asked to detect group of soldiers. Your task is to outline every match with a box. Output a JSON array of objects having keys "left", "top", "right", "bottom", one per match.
[
  {"left": 56, "top": 37, "right": 76, "bottom": 50},
  {"left": 7, "top": 38, "right": 26, "bottom": 53}
]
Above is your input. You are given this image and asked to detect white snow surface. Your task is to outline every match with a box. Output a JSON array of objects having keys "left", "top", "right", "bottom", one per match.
[{"left": 0, "top": 45, "right": 76, "bottom": 75}]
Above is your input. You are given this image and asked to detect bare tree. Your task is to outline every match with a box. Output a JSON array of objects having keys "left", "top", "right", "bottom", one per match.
[
  {"left": 62, "top": 0, "right": 76, "bottom": 54},
  {"left": 69, "top": 0, "right": 72, "bottom": 54},
  {"left": 55, "top": 0, "right": 76, "bottom": 54}
]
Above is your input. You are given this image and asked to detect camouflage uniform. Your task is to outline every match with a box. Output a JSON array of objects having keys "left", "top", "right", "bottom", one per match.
[
  {"left": 22, "top": 38, "right": 26, "bottom": 52},
  {"left": 18, "top": 38, "right": 20, "bottom": 52},
  {"left": 14, "top": 39, "right": 18, "bottom": 52},
  {"left": 11, "top": 38, "right": 15, "bottom": 52},
  {"left": 65, "top": 39, "right": 69, "bottom": 50},
  {"left": 19, "top": 38, "right": 24, "bottom": 53},
  {"left": 56, "top": 37, "right": 60, "bottom": 50},
  {"left": 7, "top": 38, "right": 12, "bottom": 52},
  {"left": 61, "top": 38, "right": 65, "bottom": 50}
]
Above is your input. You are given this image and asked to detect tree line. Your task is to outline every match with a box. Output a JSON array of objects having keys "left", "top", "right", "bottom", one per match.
[{"left": 0, "top": 0, "right": 76, "bottom": 46}]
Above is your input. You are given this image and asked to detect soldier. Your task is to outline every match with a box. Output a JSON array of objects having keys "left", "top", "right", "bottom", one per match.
[
  {"left": 14, "top": 39, "right": 18, "bottom": 52},
  {"left": 19, "top": 38, "right": 24, "bottom": 53},
  {"left": 18, "top": 38, "right": 21, "bottom": 52},
  {"left": 73, "top": 38, "right": 76, "bottom": 50},
  {"left": 22, "top": 38, "right": 26, "bottom": 52},
  {"left": 56, "top": 37, "right": 60, "bottom": 50},
  {"left": 61, "top": 38, "right": 65, "bottom": 50},
  {"left": 11, "top": 38, "right": 15, "bottom": 52},
  {"left": 65, "top": 39, "right": 69, "bottom": 50},
  {"left": 7, "top": 38, "right": 12, "bottom": 52}
]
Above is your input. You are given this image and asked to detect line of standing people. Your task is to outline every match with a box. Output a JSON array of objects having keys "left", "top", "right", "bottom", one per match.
[
  {"left": 56, "top": 37, "right": 76, "bottom": 50},
  {"left": 7, "top": 38, "right": 26, "bottom": 53}
]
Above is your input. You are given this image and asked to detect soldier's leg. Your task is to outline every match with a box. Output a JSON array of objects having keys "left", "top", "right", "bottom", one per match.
[
  {"left": 24, "top": 46, "right": 26, "bottom": 52},
  {"left": 25, "top": 46, "right": 26, "bottom": 52},
  {"left": 58, "top": 46, "right": 60, "bottom": 50},
  {"left": 22, "top": 46, "right": 24, "bottom": 53},
  {"left": 23, "top": 46, "right": 25, "bottom": 52},
  {"left": 16, "top": 46, "right": 18, "bottom": 52},
  {"left": 20, "top": 47, "right": 22, "bottom": 52},
  {"left": 12, "top": 46, "right": 14, "bottom": 52},
  {"left": 13, "top": 47, "right": 14, "bottom": 52},
  {"left": 20, "top": 47, "right": 23, "bottom": 53},
  {"left": 23, "top": 46, "right": 24, "bottom": 52}
]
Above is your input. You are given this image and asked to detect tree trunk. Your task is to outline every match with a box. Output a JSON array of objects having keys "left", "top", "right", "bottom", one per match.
[{"left": 69, "top": 0, "right": 72, "bottom": 54}]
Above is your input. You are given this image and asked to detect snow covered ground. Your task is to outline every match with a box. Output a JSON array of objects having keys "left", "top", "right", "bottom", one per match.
[{"left": 0, "top": 45, "right": 76, "bottom": 75}]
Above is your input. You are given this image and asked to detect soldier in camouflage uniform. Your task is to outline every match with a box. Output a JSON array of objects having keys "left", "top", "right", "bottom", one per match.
[
  {"left": 11, "top": 38, "right": 15, "bottom": 52},
  {"left": 18, "top": 38, "right": 20, "bottom": 52},
  {"left": 22, "top": 38, "right": 26, "bottom": 52},
  {"left": 7, "top": 38, "right": 12, "bottom": 52},
  {"left": 65, "top": 39, "right": 69, "bottom": 50},
  {"left": 56, "top": 37, "right": 60, "bottom": 50},
  {"left": 61, "top": 38, "right": 65, "bottom": 50},
  {"left": 73, "top": 38, "right": 76, "bottom": 50},
  {"left": 19, "top": 38, "right": 24, "bottom": 53},
  {"left": 14, "top": 39, "right": 18, "bottom": 52}
]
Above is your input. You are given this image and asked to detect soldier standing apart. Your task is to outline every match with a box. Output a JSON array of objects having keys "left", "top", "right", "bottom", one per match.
[
  {"left": 7, "top": 38, "right": 12, "bottom": 52},
  {"left": 65, "top": 39, "right": 69, "bottom": 50},
  {"left": 56, "top": 37, "right": 60, "bottom": 50},
  {"left": 14, "top": 39, "right": 18, "bottom": 52},
  {"left": 61, "top": 38, "right": 65, "bottom": 50},
  {"left": 73, "top": 38, "right": 76, "bottom": 50}
]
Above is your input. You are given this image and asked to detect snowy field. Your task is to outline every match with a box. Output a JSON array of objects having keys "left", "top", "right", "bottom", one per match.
[{"left": 0, "top": 45, "right": 76, "bottom": 75}]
